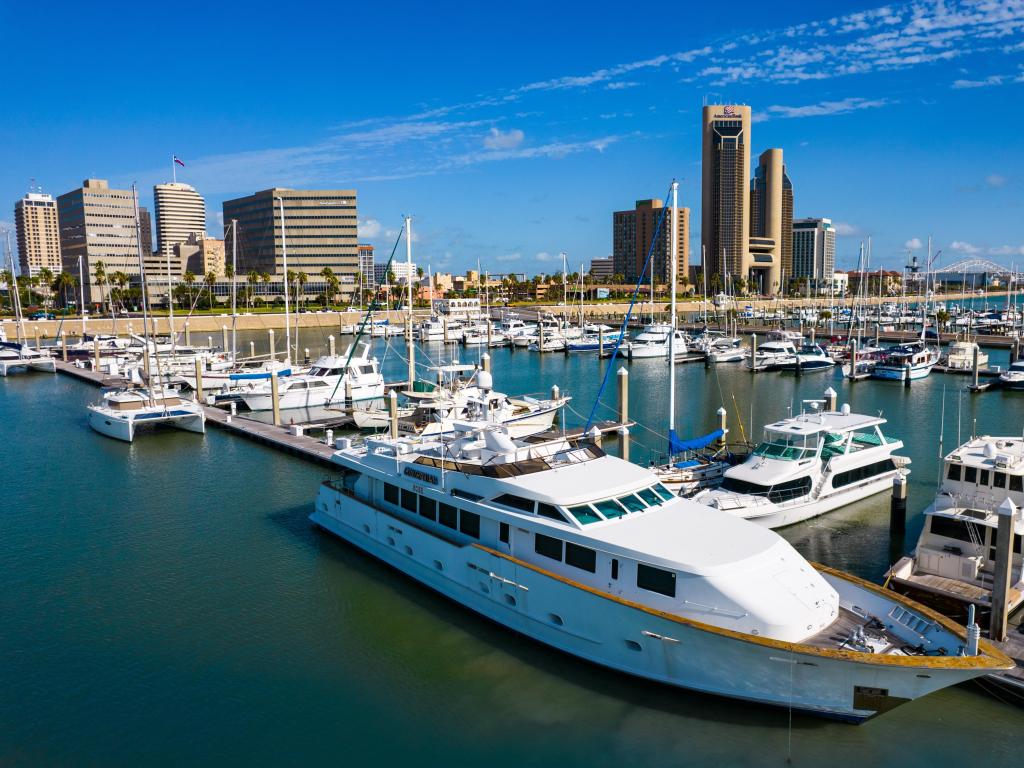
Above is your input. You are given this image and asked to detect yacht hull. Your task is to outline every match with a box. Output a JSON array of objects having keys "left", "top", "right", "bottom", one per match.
[
  {"left": 87, "top": 405, "right": 206, "bottom": 442},
  {"left": 311, "top": 490, "right": 1002, "bottom": 722},
  {"left": 240, "top": 382, "right": 384, "bottom": 411}
]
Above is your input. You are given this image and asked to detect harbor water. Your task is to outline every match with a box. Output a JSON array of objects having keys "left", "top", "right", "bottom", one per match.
[{"left": 3, "top": 333, "right": 1023, "bottom": 765}]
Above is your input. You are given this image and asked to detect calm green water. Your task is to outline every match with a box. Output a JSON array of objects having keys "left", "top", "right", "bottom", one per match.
[{"left": 2, "top": 336, "right": 1023, "bottom": 766}]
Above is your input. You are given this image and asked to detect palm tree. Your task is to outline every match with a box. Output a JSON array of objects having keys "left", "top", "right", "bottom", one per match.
[
  {"left": 320, "top": 267, "right": 336, "bottom": 307},
  {"left": 246, "top": 270, "right": 259, "bottom": 309},
  {"left": 54, "top": 271, "right": 77, "bottom": 309},
  {"left": 38, "top": 267, "right": 55, "bottom": 309},
  {"left": 205, "top": 271, "right": 218, "bottom": 308},
  {"left": 296, "top": 272, "right": 308, "bottom": 309},
  {"left": 182, "top": 270, "right": 196, "bottom": 305},
  {"left": 1, "top": 269, "right": 12, "bottom": 314}
]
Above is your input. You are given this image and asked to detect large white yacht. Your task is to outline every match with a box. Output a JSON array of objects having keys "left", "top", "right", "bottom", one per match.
[
  {"left": 238, "top": 343, "right": 384, "bottom": 411},
  {"left": 693, "top": 400, "right": 909, "bottom": 528},
  {"left": 624, "top": 324, "right": 689, "bottom": 360},
  {"left": 312, "top": 423, "right": 1008, "bottom": 721},
  {"left": 887, "top": 436, "right": 1024, "bottom": 621}
]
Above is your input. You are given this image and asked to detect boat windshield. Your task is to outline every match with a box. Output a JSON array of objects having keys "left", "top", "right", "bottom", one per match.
[{"left": 753, "top": 438, "right": 815, "bottom": 461}]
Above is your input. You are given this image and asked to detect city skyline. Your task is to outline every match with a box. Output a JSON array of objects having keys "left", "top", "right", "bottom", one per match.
[{"left": 3, "top": 0, "right": 1023, "bottom": 276}]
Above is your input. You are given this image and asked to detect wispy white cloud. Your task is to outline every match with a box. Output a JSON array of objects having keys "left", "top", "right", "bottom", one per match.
[
  {"left": 483, "top": 127, "right": 525, "bottom": 150},
  {"left": 989, "top": 244, "right": 1024, "bottom": 256},
  {"left": 760, "top": 97, "right": 890, "bottom": 120},
  {"left": 834, "top": 222, "right": 860, "bottom": 236},
  {"left": 494, "top": 252, "right": 522, "bottom": 263},
  {"left": 986, "top": 173, "right": 1008, "bottom": 187},
  {"left": 358, "top": 218, "right": 383, "bottom": 238},
  {"left": 950, "top": 240, "right": 982, "bottom": 255},
  {"left": 605, "top": 81, "right": 640, "bottom": 90},
  {"left": 905, "top": 237, "right": 923, "bottom": 250},
  {"left": 952, "top": 74, "right": 1006, "bottom": 88},
  {"left": 518, "top": 47, "right": 711, "bottom": 92}
]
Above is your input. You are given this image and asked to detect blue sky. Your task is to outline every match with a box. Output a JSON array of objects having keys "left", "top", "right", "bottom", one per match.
[{"left": 2, "top": 0, "right": 1023, "bottom": 275}]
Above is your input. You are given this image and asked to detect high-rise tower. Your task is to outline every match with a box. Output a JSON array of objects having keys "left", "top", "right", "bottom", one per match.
[{"left": 701, "top": 104, "right": 751, "bottom": 287}]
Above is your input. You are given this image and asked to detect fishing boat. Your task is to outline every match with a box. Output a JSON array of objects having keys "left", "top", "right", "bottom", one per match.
[
  {"left": 692, "top": 396, "right": 910, "bottom": 528},
  {"left": 237, "top": 342, "right": 384, "bottom": 411},
  {"left": 886, "top": 436, "right": 1024, "bottom": 621},
  {"left": 942, "top": 339, "right": 988, "bottom": 371},
  {"left": 871, "top": 341, "right": 939, "bottom": 381},
  {"left": 312, "top": 422, "right": 1009, "bottom": 721}
]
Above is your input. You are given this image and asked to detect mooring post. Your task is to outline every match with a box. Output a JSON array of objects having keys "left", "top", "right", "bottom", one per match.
[
  {"left": 304, "top": 347, "right": 310, "bottom": 364},
  {"left": 849, "top": 339, "right": 858, "bottom": 380},
  {"left": 443, "top": 315, "right": 449, "bottom": 343},
  {"left": 717, "top": 406, "right": 727, "bottom": 448},
  {"left": 904, "top": 362, "right": 912, "bottom": 388},
  {"left": 824, "top": 386, "right": 837, "bottom": 411},
  {"left": 389, "top": 389, "right": 399, "bottom": 439},
  {"left": 551, "top": 384, "right": 561, "bottom": 401},
  {"left": 325, "top": 428, "right": 334, "bottom": 447},
  {"left": 589, "top": 425, "right": 602, "bottom": 450},
  {"left": 750, "top": 333, "right": 757, "bottom": 372},
  {"left": 889, "top": 474, "right": 907, "bottom": 537},
  {"left": 270, "top": 372, "right": 281, "bottom": 427},
  {"left": 598, "top": 325, "right": 604, "bottom": 358},
  {"left": 345, "top": 377, "right": 353, "bottom": 407},
  {"left": 184, "top": 320, "right": 191, "bottom": 346},
  {"left": 617, "top": 366, "right": 630, "bottom": 460},
  {"left": 249, "top": 340, "right": 256, "bottom": 359},
  {"left": 481, "top": 352, "right": 491, "bottom": 375},
  {"left": 268, "top": 329, "right": 276, "bottom": 361},
  {"left": 486, "top": 319, "right": 493, "bottom": 348},
  {"left": 207, "top": 335, "right": 213, "bottom": 351},
  {"left": 61, "top": 331, "right": 67, "bottom": 362},
  {"left": 328, "top": 334, "right": 336, "bottom": 358},
  {"left": 194, "top": 358, "right": 204, "bottom": 404},
  {"left": 221, "top": 325, "right": 228, "bottom": 353},
  {"left": 94, "top": 337, "right": 101, "bottom": 370},
  {"left": 990, "top": 498, "right": 1018, "bottom": 642},
  {"left": 143, "top": 346, "right": 151, "bottom": 379},
  {"left": 972, "top": 344, "right": 980, "bottom": 390}
]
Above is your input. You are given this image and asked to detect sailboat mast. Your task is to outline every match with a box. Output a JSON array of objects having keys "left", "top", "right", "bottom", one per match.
[
  {"left": 277, "top": 196, "right": 292, "bottom": 364},
  {"left": 78, "top": 254, "right": 86, "bottom": 337},
  {"left": 231, "top": 219, "right": 238, "bottom": 363},
  {"left": 166, "top": 231, "right": 175, "bottom": 355},
  {"left": 669, "top": 180, "right": 679, "bottom": 441},
  {"left": 132, "top": 184, "right": 162, "bottom": 407},
  {"left": 405, "top": 215, "right": 415, "bottom": 386},
  {"left": 4, "top": 230, "right": 25, "bottom": 345}
]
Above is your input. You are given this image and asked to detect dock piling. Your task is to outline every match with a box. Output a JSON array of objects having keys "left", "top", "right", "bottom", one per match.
[
  {"left": 990, "top": 498, "right": 1018, "bottom": 642},
  {"left": 824, "top": 386, "right": 837, "bottom": 411},
  {"left": 750, "top": 333, "right": 757, "bottom": 372},
  {"left": 93, "top": 337, "right": 100, "bottom": 370},
  {"left": 268, "top": 329, "right": 276, "bottom": 361},
  {"left": 903, "top": 362, "right": 912, "bottom": 388},
  {"left": 717, "top": 406, "right": 727, "bottom": 448},
  {"left": 889, "top": 475, "right": 907, "bottom": 536},
  {"left": 849, "top": 339, "right": 858, "bottom": 380},
  {"left": 250, "top": 341, "right": 255, "bottom": 359},
  {"left": 328, "top": 335, "right": 336, "bottom": 358},
  {"left": 304, "top": 348, "right": 310, "bottom": 364},
  {"left": 598, "top": 326, "right": 604, "bottom": 358},
  {"left": 222, "top": 325, "right": 228, "bottom": 353},
  {"left": 61, "top": 331, "right": 67, "bottom": 362},
  {"left": 184, "top": 321, "right": 191, "bottom": 346},
  {"left": 194, "top": 358, "right": 204, "bottom": 403},
  {"left": 34, "top": 325, "right": 41, "bottom": 351},
  {"left": 481, "top": 352, "right": 491, "bottom": 375},
  {"left": 972, "top": 345, "right": 980, "bottom": 390},
  {"left": 551, "top": 384, "right": 560, "bottom": 400},
  {"left": 325, "top": 429, "right": 334, "bottom": 448},
  {"left": 389, "top": 390, "right": 399, "bottom": 439},
  {"left": 270, "top": 372, "right": 281, "bottom": 427}
]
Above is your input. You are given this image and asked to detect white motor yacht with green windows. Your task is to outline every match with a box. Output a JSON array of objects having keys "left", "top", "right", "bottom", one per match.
[
  {"left": 311, "top": 420, "right": 1008, "bottom": 722},
  {"left": 693, "top": 395, "right": 909, "bottom": 528}
]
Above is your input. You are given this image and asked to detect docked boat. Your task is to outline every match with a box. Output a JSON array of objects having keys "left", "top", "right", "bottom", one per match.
[
  {"left": 237, "top": 342, "right": 384, "bottom": 411},
  {"left": 86, "top": 385, "right": 205, "bottom": 442},
  {"left": 998, "top": 360, "right": 1024, "bottom": 391},
  {"left": 777, "top": 344, "right": 836, "bottom": 373},
  {"left": 312, "top": 423, "right": 1009, "bottom": 721},
  {"left": 463, "top": 329, "right": 509, "bottom": 347},
  {"left": 566, "top": 329, "right": 625, "bottom": 353},
  {"left": 624, "top": 324, "right": 688, "bottom": 360},
  {"left": 0, "top": 341, "right": 57, "bottom": 375},
  {"left": 871, "top": 341, "right": 939, "bottom": 381},
  {"left": 745, "top": 340, "right": 797, "bottom": 371},
  {"left": 887, "top": 436, "right": 1024, "bottom": 622},
  {"left": 943, "top": 339, "right": 988, "bottom": 371},
  {"left": 692, "top": 397, "right": 910, "bottom": 528}
]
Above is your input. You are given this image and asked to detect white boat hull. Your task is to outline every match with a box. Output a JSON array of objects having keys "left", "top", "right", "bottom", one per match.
[
  {"left": 241, "top": 381, "right": 384, "bottom": 411},
  {"left": 87, "top": 404, "right": 206, "bottom": 442},
  {"left": 311, "top": 490, "right": 998, "bottom": 721}
]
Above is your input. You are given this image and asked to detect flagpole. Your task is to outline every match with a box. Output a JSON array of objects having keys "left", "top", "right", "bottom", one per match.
[{"left": 172, "top": 154, "right": 176, "bottom": 184}]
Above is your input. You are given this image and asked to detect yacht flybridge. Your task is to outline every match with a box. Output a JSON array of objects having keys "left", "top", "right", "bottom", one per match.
[
  {"left": 693, "top": 399, "right": 909, "bottom": 528},
  {"left": 887, "top": 436, "right": 1024, "bottom": 620},
  {"left": 312, "top": 423, "right": 1008, "bottom": 721}
]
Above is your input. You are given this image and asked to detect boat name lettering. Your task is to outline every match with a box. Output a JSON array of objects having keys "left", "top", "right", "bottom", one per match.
[{"left": 403, "top": 467, "right": 438, "bottom": 485}]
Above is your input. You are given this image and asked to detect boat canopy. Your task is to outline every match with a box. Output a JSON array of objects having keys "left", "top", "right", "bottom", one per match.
[{"left": 669, "top": 428, "right": 724, "bottom": 454}]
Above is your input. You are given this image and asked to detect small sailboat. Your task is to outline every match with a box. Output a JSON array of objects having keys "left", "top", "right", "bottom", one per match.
[{"left": 0, "top": 231, "right": 56, "bottom": 376}]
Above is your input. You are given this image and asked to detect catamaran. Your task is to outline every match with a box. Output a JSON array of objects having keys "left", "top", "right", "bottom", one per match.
[
  {"left": 693, "top": 396, "right": 909, "bottom": 528},
  {"left": 312, "top": 420, "right": 1008, "bottom": 721}
]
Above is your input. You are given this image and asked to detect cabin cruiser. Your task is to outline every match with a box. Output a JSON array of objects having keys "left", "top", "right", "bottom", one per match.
[
  {"left": 871, "top": 341, "right": 939, "bottom": 381},
  {"left": 887, "top": 436, "right": 1024, "bottom": 622},
  {"left": 998, "top": 360, "right": 1024, "bottom": 391},
  {"left": 777, "top": 344, "right": 836, "bottom": 373},
  {"left": 355, "top": 371, "right": 567, "bottom": 438},
  {"left": 237, "top": 343, "right": 384, "bottom": 411},
  {"left": 418, "top": 317, "right": 463, "bottom": 342},
  {"left": 60, "top": 334, "right": 132, "bottom": 361},
  {"left": 86, "top": 384, "right": 205, "bottom": 442},
  {"left": 312, "top": 423, "right": 1009, "bottom": 721},
  {"left": 693, "top": 398, "right": 909, "bottom": 528},
  {"left": 463, "top": 329, "right": 509, "bottom": 347},
  {"left": 624, "top": 324, "right": 689, "bottom": 360},
  {"left": 566, "top": 329, "right": 625, "bottom": 353},
  {"left": 942, "top": 340, "right": 988, "bottom": 371},
  {"left": 172, "top": 358, "right": 297, "bottom": 397},
  {"left": 745, "top": 340, "right": 797, "bottom": 371}
]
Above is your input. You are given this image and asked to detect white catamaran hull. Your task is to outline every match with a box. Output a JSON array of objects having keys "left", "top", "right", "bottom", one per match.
[
  {"left": 311, "top": 488, "right": 992, "bottom": 721},
  {"left": 87, "top": 404, "right": 206, "bottom": 442}
]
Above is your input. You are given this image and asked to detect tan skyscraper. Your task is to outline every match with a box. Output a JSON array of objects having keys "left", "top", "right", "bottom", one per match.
[
  {"left": 749, "top": 149, "right": 793, "bottom": 294},
  {"left": 14, "top": 191, "right": 62, "bottom": 277},
  {"left": 612, "top": 198, "right": 689, "bottom": 284},
  {"left": 701, "top": 104, "right": 751, "bottom": 287},
  {"left": 57, "top": 179, "right": 145, "bottom": 304},
  {"left": 153, "top": 182, "right": 206, "bottom": 276}
]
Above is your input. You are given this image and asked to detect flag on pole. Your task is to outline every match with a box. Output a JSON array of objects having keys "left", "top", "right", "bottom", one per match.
[{"left": 173, "top": 156, "right": 186, "bottom": 167}]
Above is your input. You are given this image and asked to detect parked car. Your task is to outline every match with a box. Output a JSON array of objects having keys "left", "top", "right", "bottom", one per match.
[{"left": 29, "top": 311, "right": 56, "bottom": 320}]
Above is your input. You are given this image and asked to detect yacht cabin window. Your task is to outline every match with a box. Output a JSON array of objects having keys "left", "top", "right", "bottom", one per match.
[
  {"left": 637, "top": 563, "right": 676, "bottom": 598},
  {"left": 947, "top": 464, "right": 961, "bottom": 481},
  {"left": 439, "top": 503, "right": 458, "bottom": 530},
  {"left": 565, "top": 542, "right": 596, "bottom": 573},
  {"left": 980, "top": 469, "right": 990, "bottom": 486},
  {"left": 568, "top": 505, "right": 602, "bottom": 525},
  {"left": 420, "top": 497, "right": 437, "bottom": 522},
  {"left": 384, "top": 483, "right": 399, "bottom": 505},
  {"left": 1012, "top": 475, "right": 1024, "bottom": 492},
  {"left": 499, "top": 522, "right": 510, "bottom": 544},
  {"left": 535, "top": 533, "right": 563, "bottom": 561},
  {"left": 537, "top": 503, "right": 569, "bottom": 523},
  {"left": 964, "top": 466, "right": 978, "bottom": 484},
  {"left": 459, "top": 511, "right": 480, "bottom": 539},
  {"left": 994, "top": 472, "right": 1007, "bottom": 489}
]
